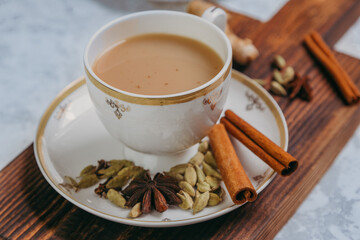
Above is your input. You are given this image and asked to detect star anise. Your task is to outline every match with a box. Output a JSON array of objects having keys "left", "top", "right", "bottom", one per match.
[
  {"left": 287, "top": 73, "right": 313, "bottom": 101},
  {"left": 122, "top": 172, "right": 181, "bottom": 213}
]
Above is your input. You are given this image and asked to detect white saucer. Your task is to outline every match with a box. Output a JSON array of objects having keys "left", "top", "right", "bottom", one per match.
[{"left": 34, "top": 70, "right": 288, "bottom": 227}]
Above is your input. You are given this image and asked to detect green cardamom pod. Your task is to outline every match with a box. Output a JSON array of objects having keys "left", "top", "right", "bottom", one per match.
[
  {"left": 197, "top": 181, "right": 211, "bottom": 193},
  {"left": 273, "top": 55, "right": 286, "bottom": 69},
  {"left": 194, "top": 190, "right": 201, "bottom": 203},
  {"left": 204, "top": 151, "right": 217, "bottom": 168},
  {"left": 107, "top": 189, "right": 127, "bottom": 208},
  {"left": 282, "top": 66, "right": 295, "bottom": 84},
  {"left": 184, "top": 165, "right": 197, "bottom": 186},
  {"left": 189, "top": 152, "right": 204, "bottom": 166},
  {"left": 270, "top": 81, "right": 287, "bottom": 96},
  {"left": 128, "top": 166, "right": 146, "bottom": 180},
  {"left": 273, "top": 69, "right": 285, "bottom": 85},
  {"left": 98, "top": 164, "right": 124, "bottom": 178},
  {"left": 193, "top": 191, "right": 210, "bottom": 214},
  {"left": 107, "top": 174, "right": 130, "bottom": 189},
  {"left": 213, "top": 186, "right": 225, "bottom": 198},
  {"left": 116, "top": 166, "right": 132, "bottom": 177},
  {"left": 178, "top": 181, "right": 195, "bottom": 197},
  {"left": 205, "top": 175, "right": 220, "bottom": 191},
  {"left": 194, "top": 164, "right": 206, "bottom": 183},
  {"left": 64, "top": 176, "right": 78, "bottom": 188},
  {"left": 197, "top": 141, "right": 209, "bottom": 154},
  {"left": 170, "top": 164, "right": 188, "bottom": 175},
  {"left": 202, "top": 162, "right": 222, "bottom": 180},
  {"left": 208, "top": 192, "right": 222, "bottom": 206},
  {"left": 164, "top": 171, "right": 184, "bottom": 181},
  {"left": 129, "top": 202, "right": 142, "bottom": 218},
  {"left": 80, "top": 165, "right": 96, "bottom": 177},
  {"left": 78, "top": 174, "right": 98, "bottom": 188},
  {"left": 177, "top": 190, "right": 193, "bottom": 210},
  {"left": 107, "top": 166, "right": 145, "bottom": 189},
  {"left": 108, "top": 159, "right": 134, "bottom": 167}
]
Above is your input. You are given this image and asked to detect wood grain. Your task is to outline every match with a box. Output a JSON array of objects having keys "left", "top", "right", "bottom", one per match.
[{"left": 1, "top": 0, "right": 360, "bottom": 239}]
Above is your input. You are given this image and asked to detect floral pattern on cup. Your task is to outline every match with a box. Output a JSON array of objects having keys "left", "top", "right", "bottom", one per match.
[
  {"left": 105, "top": 98, "right": 130, "bottom": 120},
  {"left": 203, "top": 88, "right": 223, "bottom": 111}
]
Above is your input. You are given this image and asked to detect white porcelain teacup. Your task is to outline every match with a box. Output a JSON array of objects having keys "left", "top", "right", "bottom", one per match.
[{"left": 84, "top": 10, "right": 232, "bottom": 154}]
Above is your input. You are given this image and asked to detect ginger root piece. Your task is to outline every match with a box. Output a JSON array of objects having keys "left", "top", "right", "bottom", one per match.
[{"left": 187, "top": 0, "right": 259, "bottom": 65}]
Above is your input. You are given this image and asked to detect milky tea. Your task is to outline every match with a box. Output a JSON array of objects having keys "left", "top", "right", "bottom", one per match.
[{"left": 93, "top": 33, "right": 224, "bottom": 95}]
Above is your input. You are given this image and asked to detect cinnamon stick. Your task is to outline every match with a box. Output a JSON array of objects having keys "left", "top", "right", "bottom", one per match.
[
  {"left": 304, "top": 32, "right": 360, "bottom": 104},
  {"left": 223, "top": 110, "right": 298, "bottom": 176},
  {"left": 208, "top": 124, "right": 257, "bottom": 205},
  {"left": 310, "top": 31, "right": 360, "bottom": 99},
  {"left": 221, "top": 118, "right": 285, "bottom": 175}
]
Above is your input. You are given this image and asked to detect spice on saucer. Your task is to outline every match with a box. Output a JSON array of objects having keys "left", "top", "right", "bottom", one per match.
[
  {"left": 107, "top": 189, "right": 127, "bottom": 208},
  {"left": 122, "top": 172, "right": 181, "bottom": 213},
  {"left": 165, "top": 140, "right": 224, "bottom": 214},
  {"left": 208, "top": 124, "right": 257, "bottom": 205},
  {"left": 60, "top": 140, "right": 225, "bottom": 218},
  {"left": 177, "top": 190, "right": 193, "bottom": 210},
  {"left": 222, "top": 110, "right": 298, "bottom": 176},
  {"left": 62, "top": 159, "right": 145, "bottom": 196},
  {"left": 94, "top": 177, "right": 113, "bottom": 197},
  {"left": 129, "top": 202, "right": 142, "bottom": 218},
  {"left": 193, "top": 191, "right": 210, "bottom": 214}
]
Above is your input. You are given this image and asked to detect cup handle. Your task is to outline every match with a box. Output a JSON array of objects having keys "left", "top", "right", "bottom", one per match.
[{"left": 201, "top": 7, "right": 227, "bottom": 31}]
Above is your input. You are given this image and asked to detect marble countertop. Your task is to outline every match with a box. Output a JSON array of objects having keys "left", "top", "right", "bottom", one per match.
[{"left": 0, "top": 1, "right": 359, "bottom": 239}]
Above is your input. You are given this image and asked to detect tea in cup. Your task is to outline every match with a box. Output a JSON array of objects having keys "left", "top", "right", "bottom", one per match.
[{"left": 84, "top": 10, "right": 232, "bottom": 154}]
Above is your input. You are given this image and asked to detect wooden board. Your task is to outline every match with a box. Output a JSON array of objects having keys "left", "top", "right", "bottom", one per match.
[{"left": 1, "top": 0, "right": 359, "bottom": 239}]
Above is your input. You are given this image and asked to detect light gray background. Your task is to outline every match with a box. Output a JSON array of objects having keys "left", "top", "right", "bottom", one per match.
[{"left": 0, "top": 1, "right": 359, "bottom": 239}]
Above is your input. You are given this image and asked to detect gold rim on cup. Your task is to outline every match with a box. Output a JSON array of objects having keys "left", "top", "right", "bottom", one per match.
[
  {"left": 83, "top": 11, "right": 233, "bottom": 106},
  {"left": 84, "top": 64, "right": 231, "bottom": 106}
]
